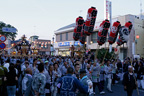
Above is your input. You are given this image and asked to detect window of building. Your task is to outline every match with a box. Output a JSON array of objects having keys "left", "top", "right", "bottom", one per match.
[
  {"left": 60, "top": 34, "right": 62, "bottom": 41},
  {"left": 44, "top": 44, "right": 48, "bottom": 49},
  {"left": 91, "top": 32, "right": 98, "bottom": 43},
  {"left": 39, "top": 44, "right": 41, "bottom": 47},
  {"left": 66, "top": 32, "right": 68, "bottom": 40}
]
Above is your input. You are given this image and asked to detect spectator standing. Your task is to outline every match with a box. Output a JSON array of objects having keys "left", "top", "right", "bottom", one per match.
[
  {"left": 5, "top": 64, "right": 18, "bottom": 96},
  {"left": 29, "top": 59, "right": 39, "bottom": 76},
  {"left": 105, "top": 60, "right": 113, "bottom": 93},
  {"left": 57, "top": 67, "right": 88, "bottom": 96},
  {"left": 32, "top": 63, "right": 46, "bottom": 96},
  {"left": 22, "top": 68, "right": 34, "bottom": 96},
  {"left": 53, "top": 63, "right": 62, "bottom": 96},
  {"left": 78, "top": 69, "right": 93, "bottom": 96},
  {"left": 0, "top": 66, "right": 5, "bottom": 95},
  {"left": 137, "top": 61, "right": 144, "bottom": 89},
  {"left": 46, "top": 64, "right": 55, "bottom": 96},
  {"left": 91, "top": 62, "right": 105, "bottom": 95},
  {"left": 73, "top": 64, "right": 80, "bottom": 79},
  {"left": 123, "top": 66, "right": 137, "bottom": 96}
]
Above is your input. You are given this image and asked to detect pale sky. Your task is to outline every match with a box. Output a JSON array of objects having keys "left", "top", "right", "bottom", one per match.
[{"left": 0, "top": 0, "right": 143, "bottom": 41}]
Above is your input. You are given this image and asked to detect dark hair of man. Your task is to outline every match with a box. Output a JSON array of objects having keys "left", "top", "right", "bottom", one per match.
[
  {"left": 67, "top": 67, "right": 74, "bottom": 74},
  {"left": 51, "top": 59, "right": 53, "bottom": 62},
  {"left": 25, "top": 58, "right": 28, "bottom": 61},
  {"left": 9, "top": 63, "right": 15, "bottom": 71},
  {"left": 25, "top": 68, "right": 32, "bottom": 74},
  {"left": 107, "top": 59, "right": 110, "bottom": 63},
  {"left": 74, "top": 60, "right": 79, "bottom": 63},
  {"left": 54, "top": 63, "right": 58, "bottom": 67},
  {"left": 33, "top": 59, "right": 37, "bottom": 63},
  {"left": 6, "top": 59, "right": 10, "bottom": 63},
  {"left": 25, "top": 61, "right": 29, "bottom": 65},
  {"left": 139, "top": 61, "right": 143, "bottom": 66},
  {"left": 17, "top": 60, "right": 21, "bottom": 64},
  {"left": 46, "top": 58, "right": 49, "bottom": 61},
  {"left": 88, "top": 60, "right": 91, "bottom": 64},
  {"left": 98, "top": 59, "right": 102, "bottom": 63},
  {"left": 80, "top": 72, "right": 86, "bottom": 78},
  {"left": 38, "top": 63, "right": 44, "bottom": 73},
  {"left": 57, "top": 61, "right": 60, "bottom": 64},
  {"left": 74, "top": 64, "right": 79, "bottom": 68},
  {"left": 48, "top": 64, "right": 53, "bottom": 69}
]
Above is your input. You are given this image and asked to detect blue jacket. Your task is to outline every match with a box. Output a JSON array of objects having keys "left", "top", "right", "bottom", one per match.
[
  {"left": 22, "top": 74, "right": 34, "bottom": 96},
  {"left": 58, "top": 74, "right": 88, "bottom": 96}
]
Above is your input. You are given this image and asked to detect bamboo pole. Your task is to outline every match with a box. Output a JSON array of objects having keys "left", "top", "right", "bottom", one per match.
[
  {"left": 94, "top": 45, "right": 100, "bottom": 63},
  {"left": 133, "top": 70, "right": 140, "bottom": 96},
  {"left": 110, "top": 45, "right": 118, "bottom": 60},
  {"left": 102, "top": 44, "right": 109, "bottom": 63},
  {"left": 81, "top": 39, "right": 86, "bottom": 68}
]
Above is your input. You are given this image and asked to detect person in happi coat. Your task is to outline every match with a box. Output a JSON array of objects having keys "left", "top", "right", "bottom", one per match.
[{"left": 123, "top": 66, "right": 137, "bottom": 96}]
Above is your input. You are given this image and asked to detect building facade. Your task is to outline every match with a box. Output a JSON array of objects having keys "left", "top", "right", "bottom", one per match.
[
  {"left": 54, "top": 14, "right": 144, "bottom": 60},
  {"left": 29, "top": 35, "right": 51, "bottom": 55},
  {"left": 54, "top": 24, "right": 83, "bottom": 56}
]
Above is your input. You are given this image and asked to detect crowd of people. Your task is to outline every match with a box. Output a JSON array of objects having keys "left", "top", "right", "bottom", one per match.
[{"left": 0, "top": 54, "right": 144, "bottom": 96}]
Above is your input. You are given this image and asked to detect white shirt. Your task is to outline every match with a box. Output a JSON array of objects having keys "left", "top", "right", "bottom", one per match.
[{"left": 4, "top": 63, "right": 10, "bottom": 72}]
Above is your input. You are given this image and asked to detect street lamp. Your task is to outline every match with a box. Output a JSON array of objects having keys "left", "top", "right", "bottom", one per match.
[
  {"left": 52, "top": 37, "right": 54, "bottom": 43},
  {"left": 90, "top": 41, "right": 93, "bottom": 44},
  {"left": 52, "top": 37, "right": 54, "bottom": 56},
  {"left": 135, "top": 34, "right": 140, "bottom": 44},
  {"left": 136, "top": 35, "right": 140, "bottom": 39},
  {"left": 136, "top": 34, "right": 139, "bottom": 55}
]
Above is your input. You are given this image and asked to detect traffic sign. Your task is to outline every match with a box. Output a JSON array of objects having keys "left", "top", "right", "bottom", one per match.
[
  {"left": 0, "top": 43, "right": 6, "bottom": 49},
  {"left": 2, "top": 27, "right": 17, "bottom": 33},
  {"left": 0, "top": 35, "right": 6, "bottom": 42}
]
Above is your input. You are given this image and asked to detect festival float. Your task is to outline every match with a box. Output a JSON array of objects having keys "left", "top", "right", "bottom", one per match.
[{"left": 10, "top": 35, "right": 39, "bottom": 56}]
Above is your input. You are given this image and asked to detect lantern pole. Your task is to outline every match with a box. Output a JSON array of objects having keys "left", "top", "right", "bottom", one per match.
[{"left": 136, "top": 34, "right": 139, "bottom": 55}]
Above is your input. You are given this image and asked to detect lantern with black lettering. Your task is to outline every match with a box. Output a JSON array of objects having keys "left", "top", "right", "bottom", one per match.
[
  {"left": 79, "top": 23, "right": 86, "bottom": 44},
  {"left": 117, "top": 36, "right": 124, "bottom": 46},
  {"left": 118, "top": 21, "right": 133, "bottom": 43},
  {"left": 73, "top": 16, "right": 84, "bottom": 41},
  {"left": 97, "top": 19, "right": 110, "bottom": 45},
  {"left": 84, "top": 7, "right": 97, "bottom": 36},
  {"left": 125, "top": 21, "right": 133, "bottom": 32},
  {"left": 108, "top": 21, "right": 121, "bottom": 44}
]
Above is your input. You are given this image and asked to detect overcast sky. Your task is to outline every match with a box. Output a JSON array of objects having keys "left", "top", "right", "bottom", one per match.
[{"left": 0, "top": 0, "right": 143, "bottom": 41}]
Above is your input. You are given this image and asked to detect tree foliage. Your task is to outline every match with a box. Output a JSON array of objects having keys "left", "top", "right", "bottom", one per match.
[
  {"left": 0, "top": 22, "right": 17, "bottom": 41},
  {"left": 97, "top": 48, "right": 115, "bottom": 60}
]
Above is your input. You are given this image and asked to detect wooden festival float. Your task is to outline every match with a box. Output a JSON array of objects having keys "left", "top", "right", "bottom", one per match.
[{"left": 10, "top": 35, "right": 39, "bottom": 57}]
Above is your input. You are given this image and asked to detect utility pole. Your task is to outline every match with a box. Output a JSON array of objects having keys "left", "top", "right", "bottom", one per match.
[
  {"left": 140, "top": 0, "right": 143, "bottom": 19},
  {"left": 52, "top": 36, "right": 54, "bottom": 56}
]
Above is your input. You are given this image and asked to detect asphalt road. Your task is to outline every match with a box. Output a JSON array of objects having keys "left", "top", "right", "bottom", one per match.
[{"left": 94, "top": 82, "right": 144, "bottom": 96}]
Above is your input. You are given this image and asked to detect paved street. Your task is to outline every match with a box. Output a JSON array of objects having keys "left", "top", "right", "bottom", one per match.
[{"left": 95, "top": 82, "right": 144, "bottom": 96}]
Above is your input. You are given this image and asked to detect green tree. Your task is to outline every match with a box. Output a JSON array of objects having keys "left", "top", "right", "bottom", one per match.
[
  {"left": 97, "top": 48, "right": 115, "bottom": 61},
  {"left": 0, "top": 22, "right": 17, "bottom": 41}
]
